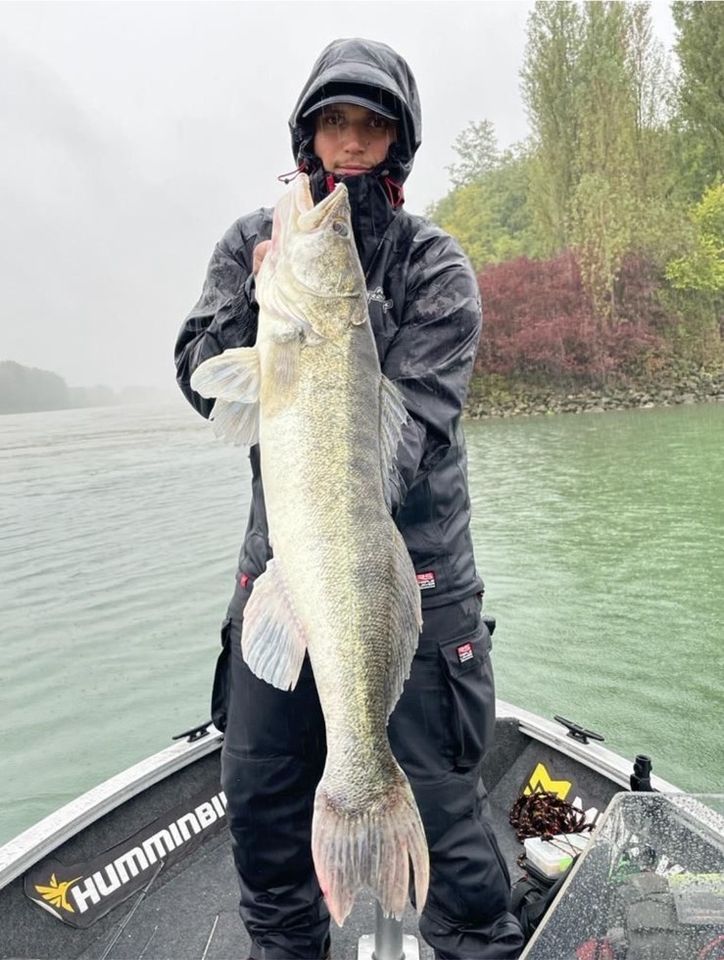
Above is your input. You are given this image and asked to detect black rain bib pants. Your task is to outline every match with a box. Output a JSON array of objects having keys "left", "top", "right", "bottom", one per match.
[{"left": 217, "top": 585, "right": 524, "bottom": 960}]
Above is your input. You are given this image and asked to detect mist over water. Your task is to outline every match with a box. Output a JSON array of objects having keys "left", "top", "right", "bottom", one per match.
[{"left": 1, "top": 399, "right": 722, "bottom": 844}]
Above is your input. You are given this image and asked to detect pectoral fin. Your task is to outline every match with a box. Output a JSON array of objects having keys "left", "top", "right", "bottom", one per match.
[
  {"left": 209, "top": 399, "right": 259, "bottom": 446},
  {"left": 190, "top": 347, "right": 261, "bottom": 402},
  {"left": 241, "top": 559, "right": 308, "bottom": 690},
  {"left": 191, "top": 348, "right": 261, "bottom": 445}
]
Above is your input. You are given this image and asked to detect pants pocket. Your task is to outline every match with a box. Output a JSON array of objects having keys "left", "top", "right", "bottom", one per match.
[{"left": 438, "top": 618, "right": 495, "bottom": 769}]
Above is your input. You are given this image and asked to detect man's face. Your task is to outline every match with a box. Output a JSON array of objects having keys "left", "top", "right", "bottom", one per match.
[{"left": 313, "top": 103, "right": 397, "bottom": 177}]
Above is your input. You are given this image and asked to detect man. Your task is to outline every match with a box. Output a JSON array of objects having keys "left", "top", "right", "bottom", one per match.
[{"left": 175, "top": 37, "right": 524, "bottom": 960}]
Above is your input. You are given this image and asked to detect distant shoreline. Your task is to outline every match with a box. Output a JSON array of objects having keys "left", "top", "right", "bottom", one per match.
[
  {"left": 0, "top": 359, "right": 176, "bottom": 415},
  {"left": 0, "top": 397, "right": 180, "bottom": 416},
  {"left": 465, "top": 366, "right": 724, "bottom": 419},
  {"left": 4, "top": 361, "right": 722, "bottom": 420}
]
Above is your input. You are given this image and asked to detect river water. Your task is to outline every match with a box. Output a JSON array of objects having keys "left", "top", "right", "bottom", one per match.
[{"left": 1, "top": 399, "right": 722, "bottom": 845}]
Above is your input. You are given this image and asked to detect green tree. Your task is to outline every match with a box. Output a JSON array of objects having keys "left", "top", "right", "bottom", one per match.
[
  {"left": 428, "top": 137, "right": 537, "bottom": 269},
  {"left": 570, "top": 2, "right": 640, "bottom": 313},
  {"left": 521, "top": 1, "right": 584, "bottom": 255},
  {"left": 662, "top": 184, "right": 723, "bottom": 367},
  {"left": 671, "top": 2, "right": 724, "bottom": 199},
  {"left": 446, "top": 120, "right": 499, "bottom": 188},
  {"left": 626, "top": 3, "right": 674, "bottom": 197},
  {"left": 666, "top": 183, "right": 724, "bottom": 293},
  {"left": 522, "top": 1, "right": 678, "bottom": 311}
]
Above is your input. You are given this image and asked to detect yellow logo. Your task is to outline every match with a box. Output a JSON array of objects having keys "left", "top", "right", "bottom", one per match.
[
  {"left": 34, "top": 873, "right": 82, "bottom": 913},
  {"left": 524, "top": 763, "right": 572, "bottom": 800}
]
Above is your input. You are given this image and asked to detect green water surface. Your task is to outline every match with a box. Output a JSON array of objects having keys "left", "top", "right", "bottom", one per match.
[{"left": 0, "top": 400, "right": 721, "bottom": 845}]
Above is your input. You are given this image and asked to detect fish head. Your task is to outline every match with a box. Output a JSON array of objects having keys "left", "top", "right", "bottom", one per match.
[{"left": 259, "top": 174, "right": 368, "bottom": 343}]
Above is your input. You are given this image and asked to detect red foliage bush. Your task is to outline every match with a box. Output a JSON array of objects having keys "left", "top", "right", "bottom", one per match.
[
  {"left": 614, "top": 254, "right": 673, "bottom": 334},
  {"left": 476, "top": 251, "right": 669, "bottom": 384}
]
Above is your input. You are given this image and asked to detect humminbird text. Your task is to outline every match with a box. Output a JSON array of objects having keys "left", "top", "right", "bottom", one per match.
[{"left": 68, "top": 791, "right": 227, "bottom": 913}]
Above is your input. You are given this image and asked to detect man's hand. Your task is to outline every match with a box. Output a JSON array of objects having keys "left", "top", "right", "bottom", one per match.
[{"left": 253, "top": 240, "right": 272, "bottom": 275}]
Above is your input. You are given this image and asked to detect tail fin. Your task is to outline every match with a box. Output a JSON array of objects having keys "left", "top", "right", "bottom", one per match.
[{"left": 312, "top": 773, "right": 429, "bottom": 926}]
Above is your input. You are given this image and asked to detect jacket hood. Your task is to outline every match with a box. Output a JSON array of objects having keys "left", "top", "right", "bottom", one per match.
[{"left": 289, "top": 38, "right": 422, "bottom": 185}]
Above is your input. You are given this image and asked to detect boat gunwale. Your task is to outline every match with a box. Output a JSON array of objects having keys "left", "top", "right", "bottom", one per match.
[
  {"left": 0, "top": 703, "right": 681, "bottom": 892},
  {"left": 496, "top": 699, "right": 681, "bottom": 794},
  {"left": 0, "top": 727, "right": 224, "bottom": 891}
]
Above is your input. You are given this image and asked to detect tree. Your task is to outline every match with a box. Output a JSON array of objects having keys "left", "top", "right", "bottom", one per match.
[
  {"left": 570, "top": 2, "right": 640, "bottom": 314},
  {"left": 446, "top": 120, "right": 499, "bottom": 188},
  {"left": 429, "top": 142, "right": 537, "bottom": 269},
  {"left": 521, "top": 1, "right": 584, "bottom": 254},
  {"left": 671, "top": 2, "right": 724, "bottom": 199},
  {"left": 666, "top": 183, "right": 724, "bottom": 294},
  {"left": 0, "top": 361, "right": 69, "bottom": 414},
  {"left": 521, "top": 2, "right": 679, "bottom": 311}
]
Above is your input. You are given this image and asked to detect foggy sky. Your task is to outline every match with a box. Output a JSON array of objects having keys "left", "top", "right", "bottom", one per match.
[{"left": 1, "top": 1, "right": 676, "bottom": 391}]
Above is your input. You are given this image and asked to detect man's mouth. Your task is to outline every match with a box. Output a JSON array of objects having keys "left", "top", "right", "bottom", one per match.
[{"left": 336, "top": 165, "right": 369, "bottom": 175}]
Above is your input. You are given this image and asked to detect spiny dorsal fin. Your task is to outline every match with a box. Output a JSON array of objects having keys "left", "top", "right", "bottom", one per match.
[
  {"left": 379, "top": 375, "right": 408, "bottom": 512},
  {"left": 383, "top": 526, "right": 423, "bottom": 716}
]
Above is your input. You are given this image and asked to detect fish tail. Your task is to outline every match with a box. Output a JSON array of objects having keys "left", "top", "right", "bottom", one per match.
[{"left": 312, "top": 774, "right": 429, "bottom": 926}]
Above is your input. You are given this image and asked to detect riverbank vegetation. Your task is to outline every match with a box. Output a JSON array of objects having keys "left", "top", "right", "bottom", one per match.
[
  {"left": 0, "top": 361, "right": 168, "bottom": 414},
  {"left": 427, "top": 2, "right": 723, "bottom": 417}
]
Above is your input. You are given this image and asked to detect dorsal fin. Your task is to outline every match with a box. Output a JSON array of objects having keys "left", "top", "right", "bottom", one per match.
[{"left": 379, "top": 375, "right": 408, "bottom": 511}]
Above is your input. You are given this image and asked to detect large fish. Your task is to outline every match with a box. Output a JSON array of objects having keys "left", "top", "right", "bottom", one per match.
[{"left": 190, "top": 174, "right": 429, "bottom": 925}]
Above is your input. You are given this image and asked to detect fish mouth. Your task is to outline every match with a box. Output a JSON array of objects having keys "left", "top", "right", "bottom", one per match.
[
  {"left": 293, "top": 173, "right": 315, "bottom": 216},
  {"left": 296, "top": 175, "right": 351, "bottom": 233}
]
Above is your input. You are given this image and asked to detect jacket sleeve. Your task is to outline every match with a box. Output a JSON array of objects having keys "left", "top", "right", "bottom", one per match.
[
  {"left": 174, "top": 212, "right": 271, "bottom": 418},
  {"left": 381, "top": 229, "right": 482, "bottom": 516}
]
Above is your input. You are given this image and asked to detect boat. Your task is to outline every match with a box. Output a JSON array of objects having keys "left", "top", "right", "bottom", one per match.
[{"left": 1, "top": 700, "right": 721, "bottom": 960}]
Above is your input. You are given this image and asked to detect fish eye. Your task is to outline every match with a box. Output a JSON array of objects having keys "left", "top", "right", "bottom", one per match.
[{"left": 332, "top": 220, "right": 349, "bottom": 237}]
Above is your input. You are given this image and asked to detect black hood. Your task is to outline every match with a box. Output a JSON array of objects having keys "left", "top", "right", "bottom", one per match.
[{"left": 289, "top": 38, "right": 422, "bottom": 186}]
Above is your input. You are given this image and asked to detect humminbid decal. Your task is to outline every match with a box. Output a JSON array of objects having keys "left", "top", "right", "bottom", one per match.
[
  {"left": 32, "top": 873, "right": 82, "bottom": 912},
  {"left": 25, "top": 785, "right": 227, "bottom": 928},
  {"left": 524, "top": 762, "right": 573, "bottom": 800}
]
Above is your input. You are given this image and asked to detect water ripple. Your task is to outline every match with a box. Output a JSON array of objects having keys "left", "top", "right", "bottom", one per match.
[{"left": 0, "top": 400, "right": 722, "bottom": 845}]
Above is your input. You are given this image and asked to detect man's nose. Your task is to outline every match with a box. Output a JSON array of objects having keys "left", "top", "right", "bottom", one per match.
[
  {"left": 342, "top": 137, "right": 365, "bottom": 154},
  {"left": 341, "top": 126, "right": 367, "bottom": 152}
]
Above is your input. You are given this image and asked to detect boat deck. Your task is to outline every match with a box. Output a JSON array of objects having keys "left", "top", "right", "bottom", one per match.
[{"left": 1, "top": 714, "right": 631, "bottom": 959}]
